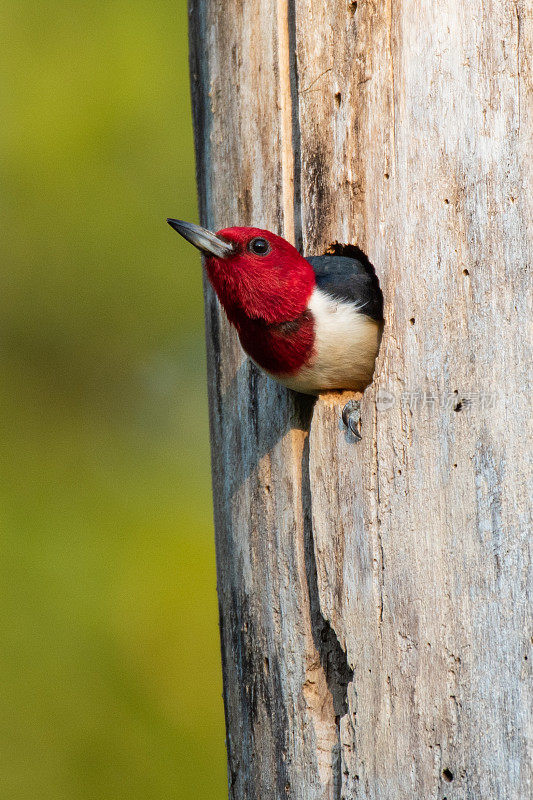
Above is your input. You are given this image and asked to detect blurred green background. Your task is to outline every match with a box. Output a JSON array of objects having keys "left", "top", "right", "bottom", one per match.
[{"left": 1, "top": 1, "right": 227, "bottom": 798}]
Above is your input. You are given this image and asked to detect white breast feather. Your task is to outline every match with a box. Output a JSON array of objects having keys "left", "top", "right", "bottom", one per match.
[{"left": 274, "top": 287, "right": 382, "bottom": 394}]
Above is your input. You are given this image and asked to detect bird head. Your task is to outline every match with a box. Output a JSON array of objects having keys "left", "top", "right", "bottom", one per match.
[{"left": 167, "top": 220, "right": 315, "bottom": 325}]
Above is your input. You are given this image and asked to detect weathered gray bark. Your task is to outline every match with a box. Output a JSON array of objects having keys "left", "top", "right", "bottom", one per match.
[{"left": 188, "top": 1, "right": 532, "bottom": 798}]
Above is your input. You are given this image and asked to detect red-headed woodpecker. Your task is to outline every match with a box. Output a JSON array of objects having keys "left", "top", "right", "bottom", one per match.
[{"left": 167, "top": 220, "right": 383, "bottom": 436}]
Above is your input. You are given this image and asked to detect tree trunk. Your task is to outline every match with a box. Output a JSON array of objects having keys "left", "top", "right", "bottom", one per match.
[{"left": 188, "top": 1, "right": 531, "bottom": 798}]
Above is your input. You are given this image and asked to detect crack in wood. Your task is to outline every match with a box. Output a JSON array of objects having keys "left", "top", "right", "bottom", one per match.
[
  {"left": 287, "top": 0, "right": 303, "bottom": 251},
  {"left": 277, "top": 0, "right": 296, "bottom": 244},
  {"left": 300, "top": 401, "right": 354, "bottom": 799},
  {"left": 515, "top": 1, "right": 521, "bottom": 131}
]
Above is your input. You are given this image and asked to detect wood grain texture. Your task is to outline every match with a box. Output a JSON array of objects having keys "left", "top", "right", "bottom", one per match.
[{"left": 188, "top": 0, "right": 532, "bottom": 797}]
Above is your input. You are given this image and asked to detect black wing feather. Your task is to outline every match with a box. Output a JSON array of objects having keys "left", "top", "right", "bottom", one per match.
[{"left": 305, "top": 254, "right": 383, "bottom": 322}]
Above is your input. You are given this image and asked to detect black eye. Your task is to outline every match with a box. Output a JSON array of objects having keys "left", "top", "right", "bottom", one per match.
[{"left": 248, "top": 237, "right": 271, "bottom": 256}]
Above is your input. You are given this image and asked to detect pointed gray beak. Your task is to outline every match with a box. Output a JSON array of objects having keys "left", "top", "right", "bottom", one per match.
[{"left": 166, "top": 219, "right": 235, "bottom": 258}]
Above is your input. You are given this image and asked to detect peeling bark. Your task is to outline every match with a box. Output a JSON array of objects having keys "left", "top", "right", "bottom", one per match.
[{"left": 188, "top": 0, "right": 532, "bottom": 797}]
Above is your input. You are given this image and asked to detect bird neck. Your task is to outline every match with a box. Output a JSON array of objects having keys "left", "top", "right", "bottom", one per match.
[{"left": 234, "top": 311, "right": 315, "bottom": 376}]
